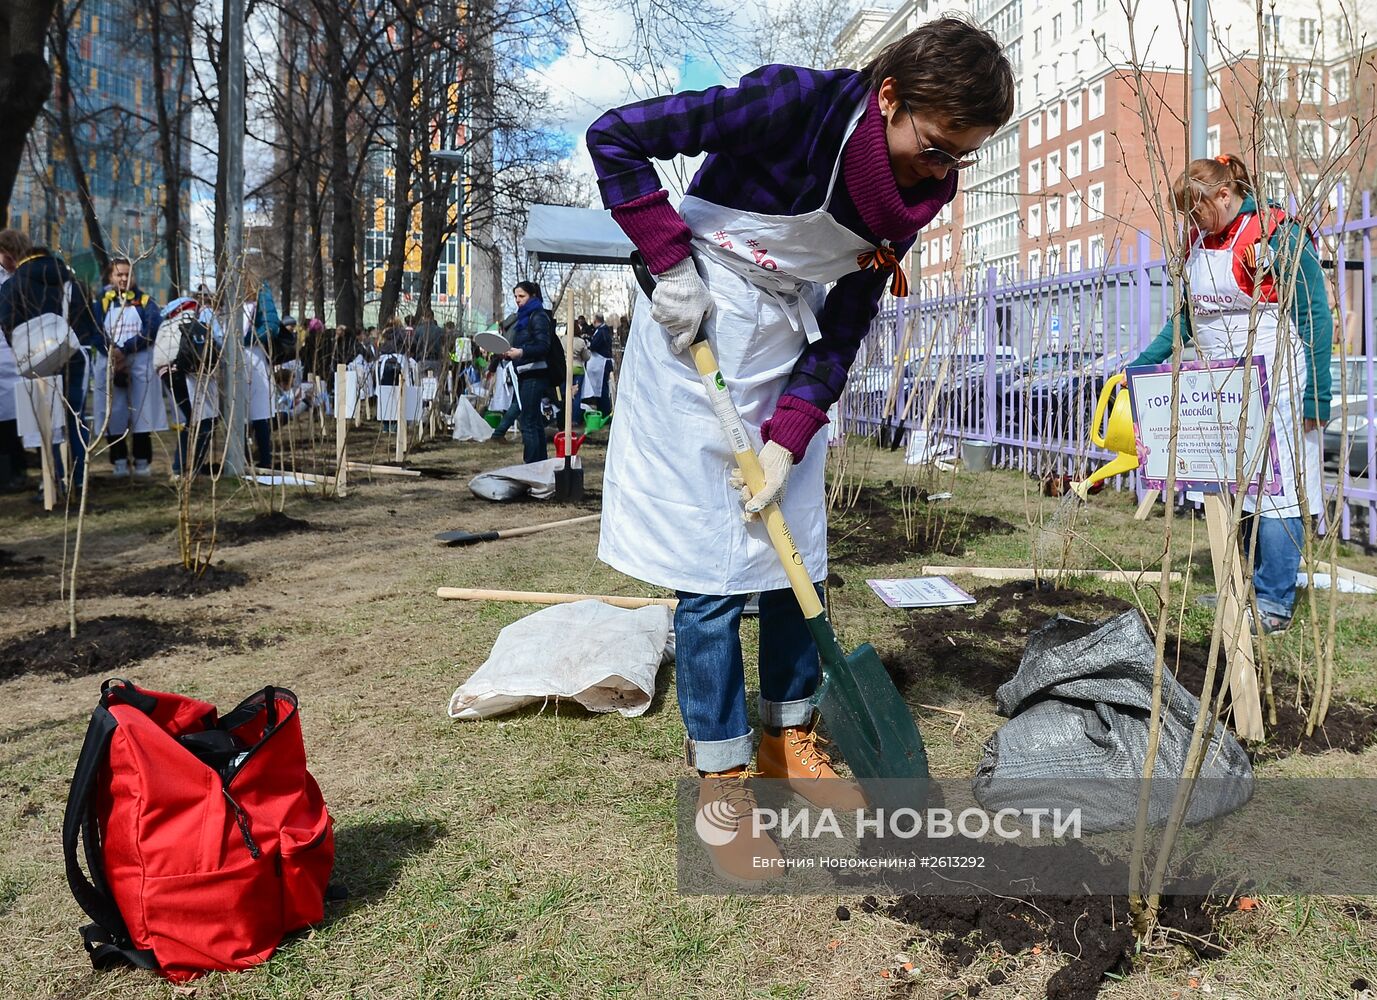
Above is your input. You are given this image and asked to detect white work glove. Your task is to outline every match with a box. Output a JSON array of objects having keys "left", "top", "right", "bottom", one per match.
[
  {"left": 729, "top": 441, "right": 794, "bottom": 521},
  {"left": 649, "top": 258, "right": 711, "bottom": 353}
]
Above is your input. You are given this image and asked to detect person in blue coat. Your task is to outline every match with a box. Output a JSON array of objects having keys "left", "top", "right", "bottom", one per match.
[{"left": 501, "top": 282, "right": 553, "bottom": 464}]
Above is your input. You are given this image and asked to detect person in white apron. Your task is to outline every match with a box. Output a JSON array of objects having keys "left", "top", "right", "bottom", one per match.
[
  {"left": 91, "top": 259, "right": 165, "bottom": 478},
  {"left": 240, "top": 284, "right": 281, "bottom": 467},
  {"left": 0, "top": 232, "right": 27, "bottom": 491},
  {"left": 1127, "top": 154, "right": 1332, "bottom": 636},
  {"left": 0, "top": 238, "right": 99, "bottom": 492},
  {"left": 589, "top": 20, "right": 1014, "bottom": 876},
  {"left": 159, "top": 296, "right": 221, "bottom": 476}
]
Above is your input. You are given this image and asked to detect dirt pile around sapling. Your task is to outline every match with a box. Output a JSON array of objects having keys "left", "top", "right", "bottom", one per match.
[
  {"left": 0, "top": 551, "right": 55, "bottom": 608},
  {"left": 112, "top": 562, "right": 249, "bottom": 598},
  {"left": 216, "top": 511, "right": 317, "bottom": 543},
  {"left": 1168, "top": 639, "right": 1377, "bottom": 758},
  {"left": 894, "top": 581, "right": 1377, "bottom": 756},
  {"left": 0, "top": 550, "right": 46, "bottom": 577},
  {"left": 892, "top": 580, "right": 1131, "bottom": 698},
  {"left": 868, "top": 850, "right": 1230, "bottom": 1000},
  {"left": 828, "top": 484, "right": 1015, "bottom": 565},
  {"left": 0, "top": 615, "right": 234, "bottom": 682}
]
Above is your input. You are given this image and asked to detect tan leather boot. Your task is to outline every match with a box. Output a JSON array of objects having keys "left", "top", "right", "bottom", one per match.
[
  {"left": 695, "top": 767, "right": 784, "bottom": 884},
  {"left": 757, "top": 720, "right": 867, "bottom": 812}
]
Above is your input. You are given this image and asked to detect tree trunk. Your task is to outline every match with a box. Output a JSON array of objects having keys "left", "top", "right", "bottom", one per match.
[
  {"left": 377, "top": 24, "right": 415, "bottom": 325},
  {"left": 213, "top": 13, "right": 228, "bottom": 281},
  {"left": 145, "top": 0, "right": 187, "bottom": 291},
  {"left": 278, "top": 60, "right": 299, "bottom": 312},
  {"left": 307, "top": 169, "right": 325, "bottom": 322},
  {"left": 50, "top": 1, "right": 109, "bottom": 278},
  {"left": 0, "top": 0, "right": 59, "bottom": 226},
  {"left": 325, "top": 29, "right": 359, "bottom": 332}
]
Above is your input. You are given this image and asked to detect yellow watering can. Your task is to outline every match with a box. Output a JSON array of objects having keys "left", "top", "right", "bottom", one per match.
[{"left": 1071, "top": 373, "right": 1139, "bottom": 500}]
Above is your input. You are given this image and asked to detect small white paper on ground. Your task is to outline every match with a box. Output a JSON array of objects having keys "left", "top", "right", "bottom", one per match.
[
  {"left": 1297, "top": 572, "right": 1377, "bottom": 595},
  {"left": 866, "top": 575, "right": 977, "bottom": 609},
  {"left": 251, "top": 474, "right": 318, "bottom": 487}
]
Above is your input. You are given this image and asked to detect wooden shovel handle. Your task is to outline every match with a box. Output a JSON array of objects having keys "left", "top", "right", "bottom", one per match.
[
  {"left": 497, "top": 513, "right": 600, "bottom": 539},
  {"left": 685, "top": 340, "right": 823, "bottom": 619},
  {"left": 437, "top": 587, "right": 677, "bottom": 610}
]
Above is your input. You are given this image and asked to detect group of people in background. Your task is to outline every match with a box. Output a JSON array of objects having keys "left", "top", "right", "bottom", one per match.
[
  {"left": 473, "top": 283, "right": 622, "bottom": 466},
  {"left": 0, "top": 222, "right": 536, "bottom": 499}
]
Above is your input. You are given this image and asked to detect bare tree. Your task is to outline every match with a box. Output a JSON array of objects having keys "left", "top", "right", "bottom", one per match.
[{"left": 0, "top": 0, "right": 59, "bottom": 225}]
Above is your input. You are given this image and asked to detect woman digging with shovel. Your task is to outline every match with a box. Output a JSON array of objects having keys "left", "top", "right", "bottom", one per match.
[{"left": 588, "top": 17, "right": 1014, "bottom": 881}]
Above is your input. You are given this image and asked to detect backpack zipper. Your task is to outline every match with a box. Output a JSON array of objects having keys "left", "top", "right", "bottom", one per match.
[
  {"left": 221, "top": 787, "right": 261, "bottom": 859},
  {"left": 221, "top": 691, "right": 297, "bottom": 858}
]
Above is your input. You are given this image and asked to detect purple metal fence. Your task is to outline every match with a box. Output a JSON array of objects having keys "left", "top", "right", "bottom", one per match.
[{"left": 842, "top": 199, "right": 1377, "bottom": 545}]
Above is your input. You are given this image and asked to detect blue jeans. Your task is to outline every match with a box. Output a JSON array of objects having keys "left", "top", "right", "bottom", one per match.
[
  {"left": 1243, "top": 515, "right": 1303, "bottom": 618},
  {"left": 58, "top": 350, "right": 90, "bottom": 486},
  {"left": 674, "top": 587, "right": 822, "bottom": 773},
  {"left": 492, "top": 397, "right": 520, "bottom": 436},
  {"left": 517, "top": 375, "right": 549, "bottom": 464}
]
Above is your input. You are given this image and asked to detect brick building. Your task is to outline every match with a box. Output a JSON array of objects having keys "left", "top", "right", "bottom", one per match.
[{"left": 836, "top": 0, "right": 1376, "bottom": 305}]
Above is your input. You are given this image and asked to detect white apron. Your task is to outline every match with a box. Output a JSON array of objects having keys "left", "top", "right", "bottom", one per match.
[
  {"left": 582, "top": 354, "right": 610, "bottom": 401},
  {"left": 1187, "top": 220, "right": 1321, "bottom": 519},
  {"left": 0, "top": 267, "right": 18, "bottom": 423},
  {"left": 599, "top": 99, "right": 886, "bottom": 594},
  {"left": 0, "top": 338, "right": 20, "bottom": 422},
  {"left": 232, "top": 306, "right": 274, "bottom": 422},
  {"left": 186, "top": 367, "right": 220, "bottom": 423},
  {"left": 92, "top": 298, "right": 167, "bottom": 435}
]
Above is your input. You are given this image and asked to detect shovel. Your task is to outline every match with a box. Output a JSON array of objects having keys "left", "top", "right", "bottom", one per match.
[
  {"left": 554, "top": 313, "right": 584, "bottom": 502},
  {"left": 435, "top": 513, "right": 600, "bottom": 546},
  {"left": 631, "top": 253, "right": 929, "bottom": 810}
]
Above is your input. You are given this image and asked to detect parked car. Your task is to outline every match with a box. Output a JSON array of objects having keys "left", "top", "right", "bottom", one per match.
[{"left": 1324, "top": 412, "right": 1375, "bottom": 478}]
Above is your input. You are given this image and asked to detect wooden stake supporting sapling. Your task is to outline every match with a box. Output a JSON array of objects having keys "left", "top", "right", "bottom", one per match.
[
  {"left": 334, "top": 364, "right": 348, "bottom": 498},
  {"left": 1202, "top": 493, "right": 1264, "bottom": 740},
  {"left": 395, "top": 377, "right": 408, "bottom": 462}
]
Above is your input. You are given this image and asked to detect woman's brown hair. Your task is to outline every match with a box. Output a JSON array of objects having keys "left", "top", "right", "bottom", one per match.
[
  {"left": 1171, "top": 153, "right": 1255, "bottom": 213},
  {"left": 0, "top": 228, "right": 32, "bottom": 261},
  {"left": 861, "top": 16, "right": 1016, "bottom": 130}
]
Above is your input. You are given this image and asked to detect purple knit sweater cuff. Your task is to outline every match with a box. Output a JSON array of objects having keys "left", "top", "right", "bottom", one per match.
[
  {"left": 762, "top": 395, "right": 830, "bottom": 462},
  {"left": 610, "top": 190, "right": 693, "bottom": 275}
]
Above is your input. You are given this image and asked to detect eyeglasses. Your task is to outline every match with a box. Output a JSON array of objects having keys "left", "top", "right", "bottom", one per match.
[{"left": 905, "top": 107, "right": 980, "bottom": 170}]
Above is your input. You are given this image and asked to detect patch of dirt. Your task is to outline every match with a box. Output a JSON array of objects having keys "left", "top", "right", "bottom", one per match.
[
  {"left": 829, "top": 485, "right": 1015, "bottom": 566},
  {"left": 0, "top": 615, "right": 234, "bottom": 682},
  {"left": 1169, "top": 640, "right": 1377, "bottom": 759},
  {"left": 0, "top": 550, "right": 46, "bottom": 578},
  {"left": 111, "top": 562, "right": 249, "bottom": 598},
  {"left": 893, "top": 581, "right": 1132, "bottom": 698},
  {"left": 894, "top": 580, "right": 1377, "bottom": 757},
  {"left": 216, "top": 511, "right": 317, "bottom": 543},
  {"left": 860, "top": 841, "right": 1232, "bottom": 1000}
]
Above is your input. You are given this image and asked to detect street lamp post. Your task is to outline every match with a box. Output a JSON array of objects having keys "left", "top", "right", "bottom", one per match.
[{"left": 221, "top": 0, "right": 248, "bottom": 476}]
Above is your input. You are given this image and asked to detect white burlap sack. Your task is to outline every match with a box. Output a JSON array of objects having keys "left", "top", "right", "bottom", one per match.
[
  {"left": 447, "top": 600, "right": 673, "bottom": 719},
  {"left": 451, "top": 396, "right": 492, "bottom": 442}
]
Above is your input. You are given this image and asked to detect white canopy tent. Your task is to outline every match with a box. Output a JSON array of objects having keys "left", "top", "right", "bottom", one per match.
[{"left": 523, "top": 204, "right": 636, "bottom": 267}]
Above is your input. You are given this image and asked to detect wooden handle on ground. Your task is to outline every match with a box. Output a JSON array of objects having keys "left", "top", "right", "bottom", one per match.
[
  {"left": 437, "top": 587, "right": 677, "bottom": 610},
  {"left": 496, "top": 513, "right": 600, "bottom": 539}
]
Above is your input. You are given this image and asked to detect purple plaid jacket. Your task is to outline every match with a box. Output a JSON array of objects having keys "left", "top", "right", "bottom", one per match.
[{"left": 587, "top": 65, "right": 947, "bottom": 415}]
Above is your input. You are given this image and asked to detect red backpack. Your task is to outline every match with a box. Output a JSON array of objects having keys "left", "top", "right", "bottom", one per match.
[{"left": 63, "top": 679, "right": 336, "bottom": 981}]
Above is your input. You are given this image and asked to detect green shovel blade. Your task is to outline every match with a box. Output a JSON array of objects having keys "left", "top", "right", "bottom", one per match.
[{"left": 807, "top": 615, "right": 930, "bottom": 813}]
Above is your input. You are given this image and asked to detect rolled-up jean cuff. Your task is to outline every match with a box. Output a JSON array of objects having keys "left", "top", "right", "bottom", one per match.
[
  {"left": 1255, "top": 596, "right": 1292, "bottom": 619},
  {"left": 684, "top": 731, "right": 754, "bottom": 773},
  {"left": 759, "top": 696, "right": 815, "bottom": 728}
]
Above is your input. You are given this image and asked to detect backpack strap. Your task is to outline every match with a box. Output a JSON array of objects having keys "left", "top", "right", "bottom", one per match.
[{"left": 62, "top": 684, "right": 158, "bottom": 972}]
